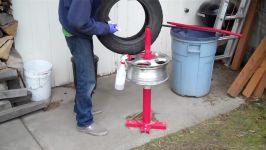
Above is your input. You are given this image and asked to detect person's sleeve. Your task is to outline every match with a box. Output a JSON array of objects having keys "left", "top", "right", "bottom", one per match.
[{"left": 67, "top": 0, "right": 110, "bottom": 35}]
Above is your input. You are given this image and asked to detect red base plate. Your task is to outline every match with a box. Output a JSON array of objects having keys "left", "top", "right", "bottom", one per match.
[{"left": 126, "top": 120, "right": 167, "bottom": 133}]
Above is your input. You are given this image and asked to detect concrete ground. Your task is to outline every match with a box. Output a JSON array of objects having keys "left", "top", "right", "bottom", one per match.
[{"left": 0, "top": 63, "right": 244, "bottom": 150}]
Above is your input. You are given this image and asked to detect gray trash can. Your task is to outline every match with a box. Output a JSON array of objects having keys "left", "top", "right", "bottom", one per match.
[{"left": 171, "top": 28, "right": 218, "bottom": 97}]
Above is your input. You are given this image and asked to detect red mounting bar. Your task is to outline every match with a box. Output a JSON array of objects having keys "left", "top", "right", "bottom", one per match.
[
  {"left": 140, "top": 27, "right": 155, "bottom": 60},
  {"left": 145, "top": 27, "right": 152, "bottom": 55},
  {"left": 167, "top": 21, "right": 242, "bottom": 37}
]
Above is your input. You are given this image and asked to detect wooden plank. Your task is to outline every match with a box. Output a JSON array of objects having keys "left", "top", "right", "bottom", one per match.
[
  {"left": 0, "top": 100, "right": 11, "bottom": 111},
  {"left": 0, "top": 20, "right": 18, "bottom": 36},
  {"left": 9, "top": 91, "right": 32, "bottom": 106},
  {"left": 0, "top": 13, "right": 14, "bottom": 26},
  {"left": 0, "top": 100, "right": 48, "bottom": 123},
  {"left": 0, "top": 38, "right": 13, "bottom": 60},
  {"left": 0, "top": 68, "right": 17, "bottom": 82},
  {"left": 0, "top": 35, "right": 13, "bottom": 46},
  {"left": 242, "top": 59, "right": 266, "bottom": 98},
  {"left": 227, "top": 37, "right": 266, "bottom": 97},
  {"left": 12, "top": 99, "right": 31, "bottom": 107},
  {"left": 0, "top": 60, "right": 7, "bottom": 70},
  {"left": 0, "top": 88, "right": 27, "bottom": 99},
  {"left": 7, "top": 78, "right": 21, "bottom": 89},
  {"left": 7, "top": 75, "right": 25, "bottom": 90},
  {"left": 231, "top": 0, "right": 260, "bottom": 70},
  {"left": 253, "top": 73, "right": 266, "bottom": 98}
]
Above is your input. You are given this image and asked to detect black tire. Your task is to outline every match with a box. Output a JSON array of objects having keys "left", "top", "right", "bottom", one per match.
[{"left": 95, "top": 0, "right": 163, "bottom": 54}]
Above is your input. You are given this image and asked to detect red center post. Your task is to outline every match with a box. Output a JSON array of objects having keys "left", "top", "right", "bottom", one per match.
[{"left": 125, "top": 27, "right": 167, "bottom": 133}]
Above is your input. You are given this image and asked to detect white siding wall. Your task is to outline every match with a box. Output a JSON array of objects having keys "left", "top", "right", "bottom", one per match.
[{"left": 13, "top": 0, "right": 207, "bottom": 86}]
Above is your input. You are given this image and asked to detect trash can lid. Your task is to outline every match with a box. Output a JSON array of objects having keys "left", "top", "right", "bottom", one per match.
[{"left": 171, "top": 28, "right": 218, "bottom": 41}]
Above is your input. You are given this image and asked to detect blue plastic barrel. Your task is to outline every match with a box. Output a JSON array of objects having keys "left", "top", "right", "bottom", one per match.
[{"left": 170, "top": 28, "right": 218, "bottom": 97}]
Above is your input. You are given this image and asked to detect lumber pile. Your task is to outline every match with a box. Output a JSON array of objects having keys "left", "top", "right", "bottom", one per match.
[
  {"left": 0, "top": 0, "right": 17, "bottom": 62},
  {"left": 228, "top": 37, "right": 266, "bottom": 100},
  {"left": 0, "top": 49, "right": 48, "bottom": 123},
  {"left": 230, "top": 0, "right": 259, "bottom": 70},
  {"left": 0, "top": 1, "right": 48, "bottom": 123}
]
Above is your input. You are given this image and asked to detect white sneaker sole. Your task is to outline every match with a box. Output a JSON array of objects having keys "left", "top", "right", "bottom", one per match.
[{"left": 77, "top": 127, "right": 108, "bottom": 136}]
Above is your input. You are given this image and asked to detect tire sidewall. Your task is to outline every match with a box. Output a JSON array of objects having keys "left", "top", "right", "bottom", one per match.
[{"left": 96, "top": 0, "right": 163, "bottom": 54}]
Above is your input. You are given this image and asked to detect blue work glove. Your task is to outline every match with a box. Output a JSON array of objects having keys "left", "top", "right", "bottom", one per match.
[{"left": 108, "top": 23, "right": 118, "bottom": 34}]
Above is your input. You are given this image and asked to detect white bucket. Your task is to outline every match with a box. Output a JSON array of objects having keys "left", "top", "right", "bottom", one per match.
[{"left": 24, "top": 60, "right": 52, "bottom": 101}]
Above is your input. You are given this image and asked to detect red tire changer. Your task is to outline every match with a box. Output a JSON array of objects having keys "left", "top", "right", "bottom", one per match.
[{"left": 124, "top": 27, "right": 170, "bottom": 133}]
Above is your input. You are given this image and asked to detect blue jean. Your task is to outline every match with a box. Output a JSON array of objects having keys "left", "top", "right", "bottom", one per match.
[{"left": 65, "top": 36, "right": 95, "bottom": 127}]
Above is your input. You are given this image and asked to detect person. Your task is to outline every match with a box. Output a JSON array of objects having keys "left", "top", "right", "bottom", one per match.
[{"left": 58, "top": 0, "right": 118, "bottom": 136}]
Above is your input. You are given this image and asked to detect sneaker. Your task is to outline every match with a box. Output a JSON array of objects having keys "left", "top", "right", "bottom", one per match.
[{"left": 77, "top": 123, "right": 108, "bottom": 136}]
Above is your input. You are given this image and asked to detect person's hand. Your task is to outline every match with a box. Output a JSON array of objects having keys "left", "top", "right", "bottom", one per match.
[{"left": 108, "top": 23, "right": 118, "bottom": 34}]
